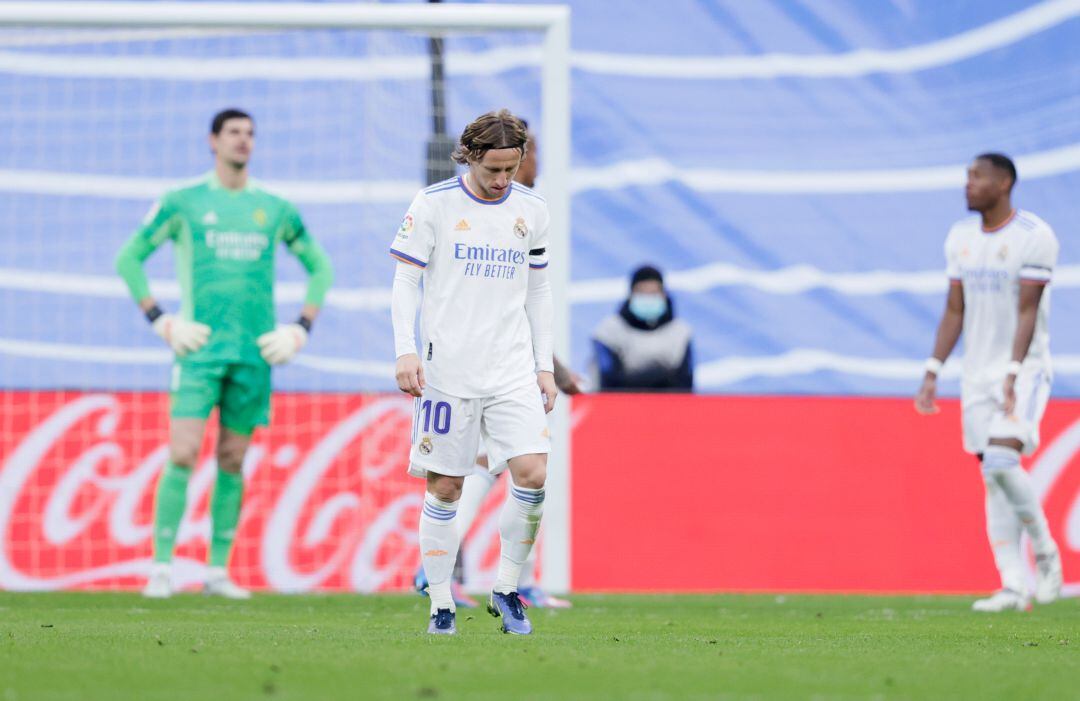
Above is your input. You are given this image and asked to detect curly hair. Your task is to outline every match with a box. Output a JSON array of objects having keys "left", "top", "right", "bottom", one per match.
[{"left": 451, "top": 109, "right": 529, "bottom": 165}]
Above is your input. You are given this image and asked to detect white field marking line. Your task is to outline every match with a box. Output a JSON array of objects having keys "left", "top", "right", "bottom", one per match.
[
  {"left": 5, "top": 264, "right": 1080, "bottom": 309},
  {"left": 2, "top": 142, "right": 1078, "bottom": 201},
  {"left": 0, "top": 0, "right": 1075, "bottom": 80},
  {"left": 0, "top": 336, "right": 395, "bottom": 378}
]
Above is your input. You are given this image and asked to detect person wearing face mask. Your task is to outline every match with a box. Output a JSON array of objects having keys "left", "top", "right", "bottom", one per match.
[{"left": 591, "top": 265, "right": 693, "bottom": 391}]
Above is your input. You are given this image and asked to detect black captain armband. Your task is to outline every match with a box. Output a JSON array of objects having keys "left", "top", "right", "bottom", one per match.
[
  {"left": 296, "top": 316, "right": 313, "bottom": 333},
  {"left": 529, "top": 248, "right": 546, "bottom": 256},
  {"left": 144, "top": 305, "right": 164, "bottom": 324}
]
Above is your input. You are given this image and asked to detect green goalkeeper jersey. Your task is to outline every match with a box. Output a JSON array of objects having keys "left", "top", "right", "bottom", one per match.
[{"left": 116, "top": 172, "right": 333, "bottom": 366}]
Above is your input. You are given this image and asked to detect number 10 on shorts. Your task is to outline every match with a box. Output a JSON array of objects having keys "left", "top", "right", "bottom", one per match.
[{"left": 417, "top": 399, "right": 451, "bottom": 435}]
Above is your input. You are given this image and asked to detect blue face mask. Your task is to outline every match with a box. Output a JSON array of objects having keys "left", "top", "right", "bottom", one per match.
[{"left": 628, "top": 293, "right": 667, "bottom": 323}]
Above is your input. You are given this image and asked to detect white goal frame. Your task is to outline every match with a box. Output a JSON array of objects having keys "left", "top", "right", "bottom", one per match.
[{"left": 0, "top": 1, "right": 573, "bottom": 594}]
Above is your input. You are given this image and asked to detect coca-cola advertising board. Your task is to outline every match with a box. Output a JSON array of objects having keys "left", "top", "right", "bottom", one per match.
[
  {"left": 2, "top": 391, "right": 1078, "bottom": 593},
  {"left": 1, "top": 392, "right": 433, "bottom": 592}
]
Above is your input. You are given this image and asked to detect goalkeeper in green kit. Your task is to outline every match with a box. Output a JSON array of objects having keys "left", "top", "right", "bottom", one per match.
[{"left": 115, "top": 109, "right": 333, "bottom": 598}]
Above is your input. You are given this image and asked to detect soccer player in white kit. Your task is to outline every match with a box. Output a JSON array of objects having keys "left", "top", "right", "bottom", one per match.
[
  {"left": 916, "top": 153, "right": 1064, "bottom": 612},
  {"left": 411, "top": 122, "right": 577, "bottom": 610},
  {"left": 390, "top": 110, "right": 557, "bottom": 635}
]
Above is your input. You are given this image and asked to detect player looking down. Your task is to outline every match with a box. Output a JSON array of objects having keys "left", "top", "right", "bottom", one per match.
[
  {"left": 412, "top": 120, "right": 578, "bottom": 610},
  {"left": 915, "top": 153, "right": 1063, "bottom": 612},
  {"left": 391, "top": 109, "right": 556, "bottom": 635},
  {"left": 116, "top": 108, "right": 333, "bottom": 599}
]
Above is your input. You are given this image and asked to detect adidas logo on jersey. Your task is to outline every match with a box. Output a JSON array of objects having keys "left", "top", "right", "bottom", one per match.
[
  {"left": 454, "top": 219, "right": 470, "bottom": 231},
  {"left": 202, "top": 211, "right": 219, "bottom": 225}
]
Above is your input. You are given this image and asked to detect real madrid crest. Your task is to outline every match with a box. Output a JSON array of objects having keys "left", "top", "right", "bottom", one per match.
[
  {"left": 997, "top": 245, "right": 1008, "bottom": 261},
  {"left": 253, "top": 208, "right": 268, "bottom": 226},
  {"left": 419, "top": 436, "right": 433, "bottom": 455},
  {"left": 513, "top": 217, "right": 529, "bottom": 239}
]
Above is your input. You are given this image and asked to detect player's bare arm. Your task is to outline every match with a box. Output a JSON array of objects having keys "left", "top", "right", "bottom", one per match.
[
  {"left": 915, "top": 280, "right": 964, "bottom": 415},
  {"left": 300, "top": 304, "right": 320, "bottom": 324},
  {"left": 553, "top": 356, "right": 583, "bottom": 395},
  {"left": 1002, "top": 282, "right": 1046, "bottom": 415}
]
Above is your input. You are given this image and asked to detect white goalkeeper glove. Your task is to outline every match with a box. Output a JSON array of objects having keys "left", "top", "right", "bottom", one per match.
[
  {"left": 152, "top": 314, "right": 211, "bottom": 357},
  {"left": 257, "top": 323, "right": 308, "bottom": 365}
]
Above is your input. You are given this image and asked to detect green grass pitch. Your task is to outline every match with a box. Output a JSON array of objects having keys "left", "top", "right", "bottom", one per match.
[{"left": 1, "top": 592, "right": 1077, "bottom": 700}]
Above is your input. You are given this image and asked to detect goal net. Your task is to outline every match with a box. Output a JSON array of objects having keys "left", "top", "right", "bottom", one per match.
[{"left": 0, "top": 2, "right": 571, "bottom": 594}]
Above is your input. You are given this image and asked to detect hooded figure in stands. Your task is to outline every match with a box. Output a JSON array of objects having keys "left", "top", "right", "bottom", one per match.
[{"left": 591, "top": 265, "right": 694, "bottom": 392}]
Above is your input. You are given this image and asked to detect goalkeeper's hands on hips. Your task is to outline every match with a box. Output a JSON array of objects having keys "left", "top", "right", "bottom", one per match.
[
  {"left": 257, "top": 323, "right": 308, "bottom": 365},
  {"left": 152, "top": 314, "right": 211, "bottom": 357}
]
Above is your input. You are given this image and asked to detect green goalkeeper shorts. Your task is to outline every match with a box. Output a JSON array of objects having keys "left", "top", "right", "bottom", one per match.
[{"left": 169, "top": 361, "right": 271, "bottom": 435}]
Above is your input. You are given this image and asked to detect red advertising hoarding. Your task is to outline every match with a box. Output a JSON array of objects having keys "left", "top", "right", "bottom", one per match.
[
  {"left": 571, "top": 394, "right": 1080, "bottom": 594},
  {"left": 1, "top": 391, "right": 1077, "bottom": 594}
]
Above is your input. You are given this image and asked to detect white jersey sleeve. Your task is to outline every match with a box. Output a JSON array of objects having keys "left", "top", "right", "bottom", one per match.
[
  {"left": 528, "top": 207, "right": 550, "bottom": 270},
  {"left": 1019, "top": 224, "right": 1058, "bottom": 284},
  {"left": 391, "top": 262, "right": 423, "bottom": 358},
  {"left": 390, "top": 192, "right": 436, "bottom": 269}
]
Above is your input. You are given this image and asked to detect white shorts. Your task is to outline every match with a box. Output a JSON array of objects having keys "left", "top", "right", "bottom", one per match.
[
  {"left": 961, "top": 366, "right": 1052, "bottom": 455},
  {"left": 407, "top": 382, "right": 550, "bottom": 479}
]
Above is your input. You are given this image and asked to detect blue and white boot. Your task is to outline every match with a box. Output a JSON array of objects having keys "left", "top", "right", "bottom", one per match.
[
  {"left": 427, "top": 608, "right": 456, "bottom": 635},
  {"left": 488, "top": 591, "right": 532, "bottom": 635}
]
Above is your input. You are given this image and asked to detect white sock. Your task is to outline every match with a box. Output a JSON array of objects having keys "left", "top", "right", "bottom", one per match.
[
  {"left": 456, "top": 465, "right": 498, "bottom": 540},
  {"left": 494, "top": 482, "right": 545, "bottom": 595},
  {"left": 513, "top": 478, "right": 539, "bottom": 589},
  {"left": 982, "top": 476, "right": 1025, "bottom": 593},
  {"left": 519, "top": 546, "right": 538, "bottom": 589},
  {"left": 984, "top": 445, "right": 1055, "bottom": 557},
  {"left": 419, "top": 492, "right": 459, "bottom": 613}
]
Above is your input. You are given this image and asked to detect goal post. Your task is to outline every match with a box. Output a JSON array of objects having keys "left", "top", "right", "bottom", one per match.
[{"left": 0, "top": 2, "right": 572, "bottom": 594}]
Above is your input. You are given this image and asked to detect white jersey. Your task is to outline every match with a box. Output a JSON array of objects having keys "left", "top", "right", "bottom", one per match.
[
  {"left": 390, "top": 175, "right": 550, "bottom": 398},
  {"left": 945, "top": 209, "right": 1058, "bottom": 385}
]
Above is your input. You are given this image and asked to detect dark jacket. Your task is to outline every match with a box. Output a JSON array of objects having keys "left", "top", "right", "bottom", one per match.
[{"left": 591, "top": 296, "right": 693, "bottom": 391}]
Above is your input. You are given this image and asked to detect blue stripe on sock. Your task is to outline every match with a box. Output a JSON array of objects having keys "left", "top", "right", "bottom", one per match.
[
  {"left": 422, "top": 505, "right": 456, "bottom": 520},
  {"left": 512, "top": 488, "right": 545, "bottom": 504},
  {"left": 983, "top": 452, "right": 1019, "bottom": 471}
]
